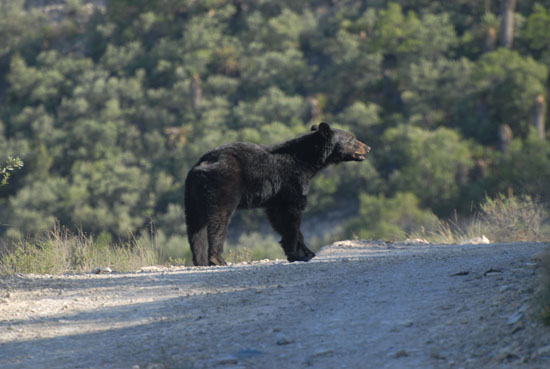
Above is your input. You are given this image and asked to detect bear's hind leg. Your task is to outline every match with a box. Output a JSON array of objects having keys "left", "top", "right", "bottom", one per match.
[
  {"left": 188, "top": 225, "right": 209, "bottom": 266},
  {"left": 185, "top": 171, "right": 210, "bottom": 266},
  {"left": 206, "top": 207, "right": 237, "bottom": 266}
]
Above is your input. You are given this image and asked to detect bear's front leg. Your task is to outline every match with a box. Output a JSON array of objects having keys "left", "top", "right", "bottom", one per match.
[
  {"left": 280, "top": 225, "right": 305, "bottom": 262},
  {"left": 297, "top": 231, "right": 315, "bottom": 261},
  {"left": 266, "top": 206, "right": 312, "bottom": 262}
]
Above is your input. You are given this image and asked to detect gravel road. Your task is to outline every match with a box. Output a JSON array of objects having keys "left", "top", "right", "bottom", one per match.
[{"left": 1, "top": 241, "right": 549, "bottom": 369}]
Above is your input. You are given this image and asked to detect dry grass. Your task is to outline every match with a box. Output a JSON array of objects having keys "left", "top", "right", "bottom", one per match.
[
  {"left": 0, "top": 226, "right": 158, "bottom": 274},
  {"left": 410, "top": 214, "right": 487, "bottom": 244},
  {"left": 0, "top": 228, "right": 284, "bottom": 273},
  {"left": 478, "top": 194, "right": 548, "bottom": 242},
  {"left": 225, "top": 232, "right": 285, "bottom": 264},
  {"left": 411, "top": 194, "right": 550, "bottom": 244}
]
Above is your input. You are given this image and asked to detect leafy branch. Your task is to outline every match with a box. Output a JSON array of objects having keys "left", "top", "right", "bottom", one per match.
[{"left": 1, "top": 156, "right": 24, "bottom": 186}]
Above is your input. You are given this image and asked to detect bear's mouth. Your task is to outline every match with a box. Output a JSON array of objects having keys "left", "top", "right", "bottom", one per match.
[{"left": 353, "top": 144, "right": 371, "bottom": 161}]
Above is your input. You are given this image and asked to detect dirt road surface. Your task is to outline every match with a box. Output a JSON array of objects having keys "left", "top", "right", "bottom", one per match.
[{"left": 1, "top": 241, "right": 550, "bottom": 369}]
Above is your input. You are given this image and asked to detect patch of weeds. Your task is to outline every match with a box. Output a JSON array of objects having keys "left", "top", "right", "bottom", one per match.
[
  {"left": 0, "top": 239, "right": 69, "bottom": 274},
  {"left": 0, "top": 225, "right": 159, "bottom": 274},
  {"left": 144, "top": 230, "right": 192, "bottom": 266},
  {"left": 410, "top": 214, "right": 487, "bottom": 244},
  {"left": 225, "top": 232, "right": 285, "bottom": 264},
  {"left": 479, "top": 194, "right": 548, "bottom": 242},
  {"left": 167, "top": 256, "right": 186, "bottom": 266},
  {"left": 410, "top": 194, "right": 550, "bottom": 244},
  {"left": 225, "top": 247, "right": 252, "bottom": 264}
]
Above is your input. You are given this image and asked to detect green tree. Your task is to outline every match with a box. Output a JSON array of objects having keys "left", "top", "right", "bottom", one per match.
[
  {"left": 521, "top": 3, "right": 550, "bottom": 63},
  {"left": 492, "top": 129, "right": 550, "bottom": 200},
  {"left": 0, "top": 0, "right": 47, "bottom": 57},
  {"left": 336, "top": 101, "right": 382, "bottom": 139},
  {"left": 455, "top": 49, "right": 547, "bottom": 143},
  {"left": 371, "top": 3, "right": 457, "bottom": 62},
  {"left": 377, "top": 125, "right": 474, "bottom": 215},
  {"left": 233, "top": 87, "right": 304, "bottom": 130},
  {"left": 312, "top": 27, "right": 382, "bottom": 110},
  {"left": 4, "top": 176, "right": 67, "bottom": 238},
  {"left": 401, "top": 58, "right": 475, "bottom": 128}
]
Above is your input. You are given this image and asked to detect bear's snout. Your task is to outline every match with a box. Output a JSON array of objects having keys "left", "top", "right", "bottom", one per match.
[{"left": 353, "top": 142, "right": 371, "bottom": 161}]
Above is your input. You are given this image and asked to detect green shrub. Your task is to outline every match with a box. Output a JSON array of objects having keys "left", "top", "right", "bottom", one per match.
[{"left": 344, "top": 192, "right": 438, "bottom": 241}]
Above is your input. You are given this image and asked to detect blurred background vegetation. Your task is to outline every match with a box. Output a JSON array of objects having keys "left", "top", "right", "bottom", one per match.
[{"left": 1, "top": 0, "right": 549, "bottom": 266}]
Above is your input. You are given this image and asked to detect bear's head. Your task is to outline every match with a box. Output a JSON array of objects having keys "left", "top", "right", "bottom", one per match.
[{"left": 311, "top": 122, "right": 371, "bottom": 164}]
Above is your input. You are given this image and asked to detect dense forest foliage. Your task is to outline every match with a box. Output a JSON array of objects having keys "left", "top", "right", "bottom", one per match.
[{"left": 1, "top": 0, "right": 549, "bottom": 257}]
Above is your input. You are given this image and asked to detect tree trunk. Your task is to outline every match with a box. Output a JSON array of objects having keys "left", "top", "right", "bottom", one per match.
[
  {"left": 305, "top": 97, "right": 321, "bottom": 123},
  {"left": 534, "top": 94, "right": 546, "bottom": 139},
  {"left": 498, "top": 124, "right": 513, "bottom": 152},
  {"left": 190, "top": 72, "right": 202, "bottom": 116},
  {"left": 484, "top": 27, "right": 497, "bottom": 53},
  {"left": 499, "top": 0, "right": 516, "bottom": 49},
  {"left": 485, "top": 0, "right": 492, "bottom": 13}
]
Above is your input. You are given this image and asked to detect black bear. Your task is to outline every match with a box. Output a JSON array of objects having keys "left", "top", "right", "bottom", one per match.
[{"left": 184, "top": 122, "right": 370, "bottom": 266}]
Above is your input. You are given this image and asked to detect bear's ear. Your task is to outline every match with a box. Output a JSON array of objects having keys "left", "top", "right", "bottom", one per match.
[
  {"left": 318, "top": 122, "right": 332, "bottom": 138},
  {"left": 311, "top": 124, "right": 319, "bottom": 132}
]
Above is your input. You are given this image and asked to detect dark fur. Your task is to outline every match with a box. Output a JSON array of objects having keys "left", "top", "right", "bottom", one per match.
[{"left": 184, "top": 122, "right": 370, "bottom": 266}]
